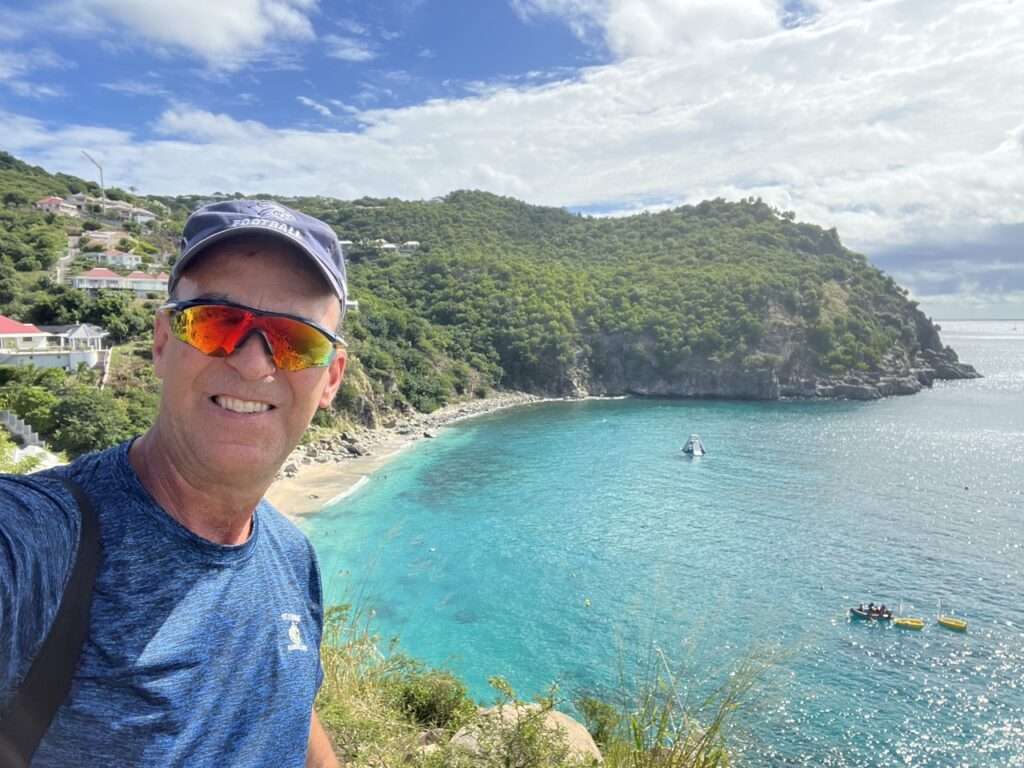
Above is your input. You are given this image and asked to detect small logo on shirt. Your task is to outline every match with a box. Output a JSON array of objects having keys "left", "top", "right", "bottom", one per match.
[{"left": 281, "top": 612, "right": 308, "bottom": 652}]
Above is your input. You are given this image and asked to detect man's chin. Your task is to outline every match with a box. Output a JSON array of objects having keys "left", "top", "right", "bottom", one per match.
[{"left": 199, "top": 441, "right": 289, "bottom": 482}]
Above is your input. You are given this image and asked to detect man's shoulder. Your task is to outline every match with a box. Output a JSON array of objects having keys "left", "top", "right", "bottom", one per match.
[
  {"left": 0, "top": 471, "right": 81, "bottom": 542},
  {"left": 257, "top": 498, "right": 315, "bottom": 556},
  {"left": 0, "top": 472, "right": 83, "bottom": 705}
]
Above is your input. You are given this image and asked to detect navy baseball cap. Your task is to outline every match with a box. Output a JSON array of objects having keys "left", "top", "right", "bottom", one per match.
[{"left": 171, "top": 200, "right": 352, "bottom": 315}]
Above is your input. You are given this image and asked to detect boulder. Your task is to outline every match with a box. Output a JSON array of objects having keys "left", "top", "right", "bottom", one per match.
[
  {"left": 831, "top": 383, "right": 882, "bottom": 400},
  {"left": 451, "top": 704, "right": 602, "bottom": 765}
]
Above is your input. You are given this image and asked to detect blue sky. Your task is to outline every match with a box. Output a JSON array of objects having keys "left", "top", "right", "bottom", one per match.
[{"left": 0, "top": 0, "right": 1022, "bottom": 318}]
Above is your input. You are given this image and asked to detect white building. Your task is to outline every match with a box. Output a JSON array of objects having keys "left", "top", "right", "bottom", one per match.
[
  {"left": 35, "top": 196, "right": 80, "bottom": 217},
  {"left": 0, "top": 315, "right": 108, "bottom": 370},
  {"left": 71, "top": 267, "right": 168, "bottom": 296},
  {"left": 95, "top": 249, "right": 142, "bottom": 269},
  {"left": 0, "top": 315, "right": 49, "bottom": 352}
]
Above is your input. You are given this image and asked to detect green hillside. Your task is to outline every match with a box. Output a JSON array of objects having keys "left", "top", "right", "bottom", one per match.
[{"left": 0, "top": 151, "right": 977, "bottom": 453}]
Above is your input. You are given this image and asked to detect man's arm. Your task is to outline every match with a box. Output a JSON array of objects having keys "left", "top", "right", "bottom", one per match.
[{"left": 306, "top": 708, "right": 340, "bottom": 768}]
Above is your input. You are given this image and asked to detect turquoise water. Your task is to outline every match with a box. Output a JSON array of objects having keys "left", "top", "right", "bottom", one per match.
[{"left": 306, "top": 320, "right": 1024, "bottom": 766}]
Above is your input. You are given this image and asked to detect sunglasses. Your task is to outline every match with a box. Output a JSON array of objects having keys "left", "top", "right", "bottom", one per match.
[{"left": 160, "top": 299, "right": 344, "bottom": 371}]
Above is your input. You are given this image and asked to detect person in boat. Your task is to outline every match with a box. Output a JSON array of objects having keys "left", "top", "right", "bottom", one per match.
[
  {"left": 0, "top": 201, "right": 349, "bottom": 767},
  {"left": 868, "top": 602, "right": 875, "bottom": 612}
]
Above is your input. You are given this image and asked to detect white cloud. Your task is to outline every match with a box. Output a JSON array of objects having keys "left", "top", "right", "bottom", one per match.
[
  {"left": 42, "top": 0, "right": 318, "bottom": 69},
  {"left": 324, "top": 33, "right": 377, "bottom": 62},
  {"left": 4, "top": 0, "right": 1021, "bottom": 308},
  {"left": 335, "top": 18, "right": 369, "bottom": 36},
  {"left": 297, "top": 95, "right": 333, "bottom": 116},
  {"left": 511, "top": 0, "right": 782, "bottom": 55},
  {"left": 0, "top": 48, "right": 68, "bottom": 99},
  {"left": 101, "top": 79, "right": 171, "bottom": 97}
]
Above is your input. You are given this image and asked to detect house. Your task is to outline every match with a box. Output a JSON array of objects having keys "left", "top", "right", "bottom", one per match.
[
  {"left": 95, "top": 249, "right": 142, "bottom": 269},
  {"left": 71, "top": 268, "right": 168, "bottom": 296},
  {"left": 124, "top": 270, "right": 168, "bottom": 295},
  {"left": 0, "top": 315, "right": 108, "bottom": 370},
  {"left": 127, "top": 207, "right": 156, "bottom": 225},
  {"left": 38, "top": 323, "right": 109, "bottom": 352},
  {"left": 399, "top": 240, "right": 421, "bottom": 254},
  {"left": 66, "top": 194, "right": 157, "bottom": 225},
  {"left": 71, "top": 266, "right": 123, "bottom": 292},
  {"left": 0, "top": 315, "right": 49, "bottom": 353},
  {"left": 35, "top": 196, "right": 80, "bottom": 217}
]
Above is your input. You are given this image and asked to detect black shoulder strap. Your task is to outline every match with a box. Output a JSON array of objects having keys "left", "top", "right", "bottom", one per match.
[{"left": 0, "top": 477, "right": 100, "bottom": 768}]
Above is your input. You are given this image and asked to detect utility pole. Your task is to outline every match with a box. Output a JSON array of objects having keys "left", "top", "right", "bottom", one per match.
[{"left": 81, "top": 150, "right": 105, "bottom": 202}]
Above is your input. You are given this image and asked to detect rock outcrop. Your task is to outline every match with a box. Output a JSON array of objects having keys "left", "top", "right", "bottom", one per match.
[
  {"left": 556, "top": 318, "right": 980, "bottom": 403},
  {"left": 450, "top": 704, "right": 602, "bottom": 765}
]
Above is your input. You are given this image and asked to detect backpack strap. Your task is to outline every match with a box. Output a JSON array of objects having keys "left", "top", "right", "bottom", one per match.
[{"left": 0, "top": 477, "right": 100, "bottom": 767}]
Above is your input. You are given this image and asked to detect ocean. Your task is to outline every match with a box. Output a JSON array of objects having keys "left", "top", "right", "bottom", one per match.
[{"left": 305, "top": 320, "right": 1024, "bottom": 766}]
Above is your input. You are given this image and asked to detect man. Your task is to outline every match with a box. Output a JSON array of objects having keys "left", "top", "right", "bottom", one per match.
[{"left": 0, "top": 200, "right": 349, "bottom": 767}]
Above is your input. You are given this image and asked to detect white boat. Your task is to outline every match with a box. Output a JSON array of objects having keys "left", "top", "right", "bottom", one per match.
[{"left": 681, "top": 434, "right": 706, "bottom": 456}]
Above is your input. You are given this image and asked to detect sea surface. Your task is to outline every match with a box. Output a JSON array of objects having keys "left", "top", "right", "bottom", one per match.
[{"left": 305, "top": 320, "right": 1024, "bottom": 766}]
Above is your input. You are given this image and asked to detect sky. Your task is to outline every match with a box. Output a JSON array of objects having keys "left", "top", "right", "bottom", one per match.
[{"left": 0, "top": 0, "right": 1021, "bottom": 319}]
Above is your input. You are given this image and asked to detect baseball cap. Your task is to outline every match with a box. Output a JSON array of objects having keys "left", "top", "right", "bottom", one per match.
[{"left": 171, "top": 199, "right": 352, "bottom": 315}]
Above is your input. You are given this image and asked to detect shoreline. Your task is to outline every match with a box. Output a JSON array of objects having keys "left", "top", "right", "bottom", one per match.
[{"left": 266, "top": 391, "right": 549, "bottom": 520}]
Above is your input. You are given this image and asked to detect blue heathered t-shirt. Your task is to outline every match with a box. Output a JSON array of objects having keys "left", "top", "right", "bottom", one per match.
[{"left": 0, "top": 441, "right": 325, "bottom": 767}]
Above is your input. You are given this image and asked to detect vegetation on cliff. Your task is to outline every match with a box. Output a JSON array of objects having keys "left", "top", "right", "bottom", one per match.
[{"left": 316, "top": 604, "right": 771, "bottom": 767}]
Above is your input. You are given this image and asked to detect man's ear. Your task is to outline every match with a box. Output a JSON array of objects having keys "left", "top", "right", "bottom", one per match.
[
  {"left": 152, "top": 309, "right": 171, "bottom": 380},
  {"left": 318, "top": 349, "right": 347, "bottom": 409}
]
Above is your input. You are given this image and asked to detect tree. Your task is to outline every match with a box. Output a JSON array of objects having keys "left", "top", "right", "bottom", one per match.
[
  {"left": 3, "top": 191, "right": 28, "bottom": 208},
  {"left": 50, "top": 384, "right": 135, "bottom": 457}
]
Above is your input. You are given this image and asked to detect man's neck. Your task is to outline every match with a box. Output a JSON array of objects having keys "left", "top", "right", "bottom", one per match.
[{"left": 128, "top": 428, "right": 271, "bottom": 546}]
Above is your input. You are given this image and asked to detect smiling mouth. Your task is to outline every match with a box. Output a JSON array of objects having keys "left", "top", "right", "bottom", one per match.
[{"left": 212, "top": 395, "right": 275, "bottom": 414}]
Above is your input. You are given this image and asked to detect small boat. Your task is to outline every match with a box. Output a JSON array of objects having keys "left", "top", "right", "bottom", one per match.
[
  {"left": 681, "top": 434, "right": 706, "bottom": 456},
  {"left": 893, "top": 617, "right": 925, "bottom": 630},
  {"left": 850, "top": 606, "right": 893, "bottom": 622},
  {"left": 938, "top": 615, "right": 968, "bottom": 632}
]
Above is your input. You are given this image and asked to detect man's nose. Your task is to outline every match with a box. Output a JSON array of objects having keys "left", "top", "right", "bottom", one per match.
[{"left": 225, "top": 331, "right": 277, "bottom": 379}]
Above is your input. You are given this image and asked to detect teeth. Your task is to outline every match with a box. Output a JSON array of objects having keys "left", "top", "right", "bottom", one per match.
[{"left": 214, "top": 396, "right": 272, "bottom": 414}]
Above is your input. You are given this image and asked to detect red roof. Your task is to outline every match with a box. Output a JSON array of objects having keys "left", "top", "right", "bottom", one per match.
[
  {"left": 36, "top": 196, "right": 63, "bottom": 204},
  {"left": 79, "top": 267, "right": 120, "bottom": 278},
  {"left": 0, "top": 314, "right": 44, "bottom": 335}
]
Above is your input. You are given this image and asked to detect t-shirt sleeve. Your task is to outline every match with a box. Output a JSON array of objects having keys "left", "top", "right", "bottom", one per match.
[{"left": 0, "top": 475, "right": 80, "bottom": 708}]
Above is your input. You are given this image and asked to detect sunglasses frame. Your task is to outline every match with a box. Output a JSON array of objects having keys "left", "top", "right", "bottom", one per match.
[{"left": 159, "top": 298, "right": 345, "bottom": 370}]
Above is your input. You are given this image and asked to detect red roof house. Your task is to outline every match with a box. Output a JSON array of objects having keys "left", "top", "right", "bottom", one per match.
[{"left": 0, "top": 314, "right": 44, "bottom": 335}]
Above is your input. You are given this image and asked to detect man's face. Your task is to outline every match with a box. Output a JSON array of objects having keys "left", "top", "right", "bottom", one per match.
[{"left": 152, "top": 239, "right": 346, "bottom": 483}]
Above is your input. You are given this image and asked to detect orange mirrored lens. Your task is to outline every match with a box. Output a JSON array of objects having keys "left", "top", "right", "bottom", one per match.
[
  {"left": 170, "top": 305, "right": 335, "bottom": 371},
  {"left": 258, "top": 315, "right": 335, "bottom": 371},
  {"left": 171, "top": 305, "right": 248, "bottom": 357}
]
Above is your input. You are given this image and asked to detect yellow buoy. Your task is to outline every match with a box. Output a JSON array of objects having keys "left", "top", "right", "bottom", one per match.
[
  {"left": 893, "top": 617, "right": 925, "bottom": 630},
  {"left": 938, "top": 615, "right": 968, "bottom": 632}
]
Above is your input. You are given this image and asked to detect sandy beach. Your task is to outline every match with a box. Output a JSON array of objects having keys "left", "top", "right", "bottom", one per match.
[{"left": 266, "top": 392, "right": 545, "bottom": 519}]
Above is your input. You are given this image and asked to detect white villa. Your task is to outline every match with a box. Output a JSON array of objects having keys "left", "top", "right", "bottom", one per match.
[
  {"left": 95, "top": 249, "right": 143, "bottom": 269},
  {"left": 35, "top": 196, "right": 80, "bottom": 217},
  {"left": 0, "top": 314, "right": 109, "bottom": 370},
  {"left": 65, "top": 193, "right": 157, "bottom": 225},
  {"left": 71, "top": 267, "right": 168, "bottom": 296}
]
